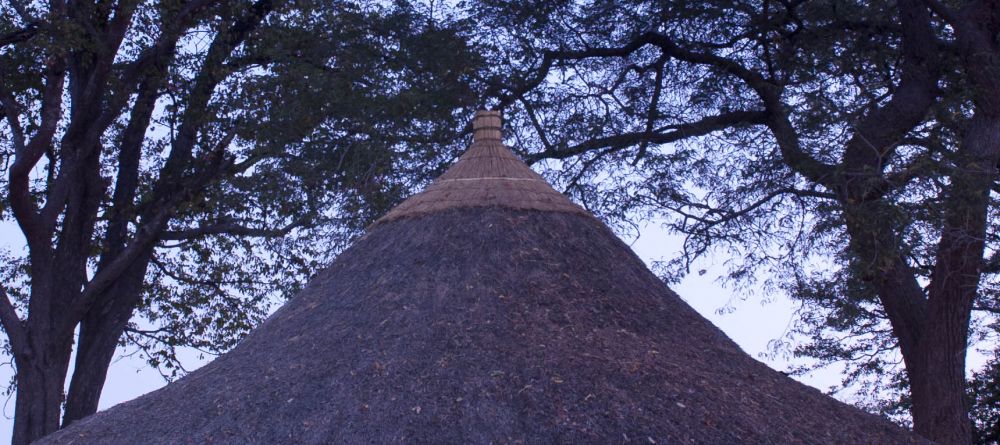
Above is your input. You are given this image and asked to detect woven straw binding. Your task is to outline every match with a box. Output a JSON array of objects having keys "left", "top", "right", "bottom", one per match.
[
  {"left": 378, "top": 137, "right": 589, "bottom": 223},
  {"left": 472, "top": 110, "right": 502, "bottom": 141}
]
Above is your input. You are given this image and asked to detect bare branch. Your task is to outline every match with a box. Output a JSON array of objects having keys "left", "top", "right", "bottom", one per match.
[
  {"left": 526, "top": 110, "right": 768, "bottom": 163},
  {"left": 0, "top": 287, "right": 29, "bottom": 361},
  {"left": 503, "top": 31, "right": 834, "bottom": 184},
  {"left": 160, "top": 216, "right": 309, "bottom": 241}
]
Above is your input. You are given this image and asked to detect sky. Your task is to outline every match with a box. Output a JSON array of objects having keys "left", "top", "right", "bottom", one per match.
[{"left": 0, "top": 215, "right": 849, "bottom": 444}]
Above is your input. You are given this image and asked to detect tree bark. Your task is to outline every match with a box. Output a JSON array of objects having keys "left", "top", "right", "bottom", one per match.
[
  {"left": 913, "top": 110, "right": 1000, "bottom": 444},
  {"left": 839, "top": 110, "right": 999, "bottom": 445},
  {"left": 909, "top": 2, "right": 1000, "bottom": 439},
  {"left": 11, "top": 332, "right": 73, "bottom": 445},
  {"left": 63, "top": 252, "right": 153, "bottom": 426}
]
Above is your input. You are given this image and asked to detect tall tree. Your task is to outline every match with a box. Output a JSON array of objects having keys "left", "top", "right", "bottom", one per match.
[
  {"left": 0, "top": 0, "right": 479, "bottom": 443},
  {"left": 471, "top": 0, "right": 999, "bottom": 442}
]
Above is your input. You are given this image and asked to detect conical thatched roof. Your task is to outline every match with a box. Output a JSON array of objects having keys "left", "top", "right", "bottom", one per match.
[
  {"left": 39, "top": 112, "right": 929, "bottom": 445},
  {"left": 379, "top": 111, "right": 588, "bottom": 222}
]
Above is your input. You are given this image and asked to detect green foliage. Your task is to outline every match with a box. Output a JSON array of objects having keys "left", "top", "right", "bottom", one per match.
[
  {"left": 971, "top": 349, "right": 1000, "bottom": 444},
  {"left": 126, "top": 1, "right": 482, "bottom": 377},
  {"left": 0, "top": 0, "right": 481, "bottom": 381}
]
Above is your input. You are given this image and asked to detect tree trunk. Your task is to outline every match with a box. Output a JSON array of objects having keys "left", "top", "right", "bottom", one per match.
[
  {"left": 11, "top": 339, "right": 73, "bottom": 445},
  {"left": 63, "top": 252, "right": 152, "bottom": 426},
  {"left": 912, "top": 111, "right": 1000, "bottom": 443},
  {"left": 909, "top": 316, "right": 973, "bottom": 444}
]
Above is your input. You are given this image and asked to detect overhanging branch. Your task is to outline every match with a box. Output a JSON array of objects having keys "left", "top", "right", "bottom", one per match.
[
  {"left": 160, "top": 216, "right": 310, "bottom": 241},
  {"left": 526, "top": 110, "right": 768, "bottom": 164},
  {"left": 503, "top": 30, "right": 834, "bottom": 185}
]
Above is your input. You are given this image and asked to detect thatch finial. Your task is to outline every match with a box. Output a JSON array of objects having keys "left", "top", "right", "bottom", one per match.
[{"left": 472, "top": 110, "right": 502, "bottom": 142}]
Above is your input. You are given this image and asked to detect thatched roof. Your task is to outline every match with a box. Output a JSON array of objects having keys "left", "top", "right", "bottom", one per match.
[
  {"left": 38, "top": 111, "right": 929, "bottom": 445},
  {"left": 379, "top": 111, "right": 588, "bottom": 222}
]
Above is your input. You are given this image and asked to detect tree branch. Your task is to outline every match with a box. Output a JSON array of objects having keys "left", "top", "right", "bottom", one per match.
[
  {"left": 152, "top": 0, "right": 275, "bottom": 201},
  {"left": 660, "top": 187, "right": 832, "bottom": 228},
  {"left": 160, "top": 216, "right": 309, "bottom": 241},
  {"left": 75, "top": 127, "right": 240, "bottom": 317},
  {"left": 6, "top": 0, "right": 36, "bottom": 23},
  {"left": 921, "top": 0, "right": 961, "bottom": 27},
  {"left": 0, "top": 286, "right": 29, "bottom": 361},
  {"left": 7, "top": 51, "right": 66, "bottom": 255},
  {"left": 0, "top": 22, "right": 38, "bottom": 48},
  {"left": 98, "top": 71, "right": 170, "bottom": 268},
  {"left": 526, "top": 110, "right": 769, "bottom": 163},
  {"left": 518, "top": 97, "right": 554, "bottom": 153},
  {"left": 76, "top": 0, "right": 278, "bottom": 314},
  {"left": 973, "top": 305, "right": 1000, "bottom": 315},
  {"left": 634, "top": 54, "right": 668, "bottom": 164},
  {"left": 0, "top": 85, "right": 26, "bottom": 152},
  {"left": 504, "top": 31, "right": 834, "bottom": 185},
  {"left": 840, "top": 0, "right": 940, "bottom": 199},
  {"left": 114, "top": 0, "right": 215, "bottom": 91}
]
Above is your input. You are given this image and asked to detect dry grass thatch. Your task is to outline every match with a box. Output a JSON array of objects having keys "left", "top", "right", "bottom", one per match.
[
  {"left": 378, "top": 112, "right": 587, "bottom": 223},
  {"left": 36, "top": 112, "right": 930, "bottom": 445}
]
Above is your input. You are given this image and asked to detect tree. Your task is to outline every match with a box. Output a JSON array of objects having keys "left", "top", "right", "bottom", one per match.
[
  {"left": 0, "top": 0, "right": 479, "bottom": 443},
  {"left": 469, "top": 0, "right": 999, "bottom": 442},
  {"left": 970, "top": 349, "right": 1000, "bottom": 444}
]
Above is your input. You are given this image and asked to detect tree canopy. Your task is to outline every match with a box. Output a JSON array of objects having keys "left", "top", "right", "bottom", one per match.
[
  {"left": 467, "top": 0, "right": 999, "bottom": 443},
  {"left": 0, "top": 0, "right": 479, "bottom": 443}
]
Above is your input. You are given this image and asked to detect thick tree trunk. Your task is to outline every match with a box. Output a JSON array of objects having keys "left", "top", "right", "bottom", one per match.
[
  {"left": 12, "top": 369, "right": 60, "bottom": 445},
  {"left": 63, "top": 255, "right": 152, "bottom": 425},
  {"left": 62, "top": 311, "right": 134, "bottom": 425},
  {"left": 911, "top": 111, "right": 1000, "bottom": 444},
  {"left": 10, "top": 257, "right": 81, "bottom": 445},
  {"left": 909, "top": 315, "right": 973, "bottom": 444},
  {"left": 11, "top": 339, "right": 73, "bottom": 445}
]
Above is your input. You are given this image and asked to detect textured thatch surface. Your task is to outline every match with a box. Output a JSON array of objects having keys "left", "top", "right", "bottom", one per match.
[
  {"left": 39, "top": 209, "right": 927, "bottom": 444},
  {"left": 37, "top": 112, "right": 929, "bottom": 444}
]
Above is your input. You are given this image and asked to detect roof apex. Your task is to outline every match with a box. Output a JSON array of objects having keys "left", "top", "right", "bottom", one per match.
[
  {"left": 472, "top": 110, "right": 502, "bottom": 142},
  {"left": 375, "top": 111, "right": 589, "bottom": 223}
]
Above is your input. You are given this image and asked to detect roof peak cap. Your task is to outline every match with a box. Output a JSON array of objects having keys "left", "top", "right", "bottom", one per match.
[{"left": 472, "top": 110, "right": 502, "bottom": 142}]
